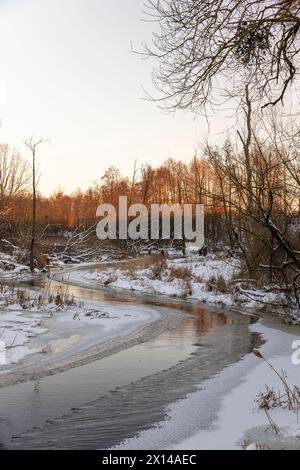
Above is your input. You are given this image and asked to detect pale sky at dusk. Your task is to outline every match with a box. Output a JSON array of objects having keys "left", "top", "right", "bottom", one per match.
[{"left": 0, "top": 0, "right": 235, "bottom": 195}]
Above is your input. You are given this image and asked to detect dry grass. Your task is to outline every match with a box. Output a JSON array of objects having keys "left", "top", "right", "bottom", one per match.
[
  {"left": 148, "top": 259, "right": 168, "bottom": 280},
  {"left": 206, "top": 274, "right": 228, "bottom": 293},
  {"left": 117, "top": 255, "right": 163, "bottom": 272},
  {"left": 168, "top": 265, "right": 192, "bottom": 280},
  {"left": 0, "top": 281, "right": 77, "bottom": 311},
  {"left": 37, "top": 281, "right": 76, "bottom": 309},
  {"left": 241, "top": 439, "right": 270, "bottom": 450},
  {"left": 0, "top": 285, "right": 31, "bottom": 309},
  {"left": 256, "top": 378, "right": 300, "bottom": 414},
  {"left": 253, "top": 349, "right": 300, "bottom": 435}
]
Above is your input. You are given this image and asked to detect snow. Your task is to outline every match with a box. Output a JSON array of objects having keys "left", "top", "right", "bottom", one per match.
[
  {"left": 78, "top": 255, "right": 300, "bottom": 322},
  {"left": 114, "top": 319, "right": 300, "bottom": 450},
  {"left": 172, "top": 349, "right": 300, "bottom": 450},
  {"left": 0, "top": 310, "right": 47, "bottom": 364},
  {"left": 83, "top": 256, "right": 237, "bottom": 303},
  {"left": 56, "top": 303, "right": 160, "bottom": 337},
  {"left": 246, "top": 443, "right": 257, "bottom": 450},
  {"left": 0, "top": 299, "right": 161, "bottom": 368},
  {"left": 42, "top": 335, "right": 82, "bottom": 355},
  {"left": 0, "top": 249, "right": 30, "bottom": 279}
]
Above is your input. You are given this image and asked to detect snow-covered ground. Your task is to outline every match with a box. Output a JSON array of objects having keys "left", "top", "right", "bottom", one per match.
[
  {"left": 83, "top": 257, "right": 236, "bottom": 301},
  {"left": 0, "top": 251, "right": 30, "bottom": 279},
  {"left": 172, "top": 321, "right": 300, "bottom": 450},
  {"left": 0, "top": 309, "right": 47, "bottom": 364},
  {"left": 114, "top": 319, "right": 300, "bottom": 450},
  {"left": 0, "top": 290, "right": 161, "bottom": 369},
  {"left": 82, "top": 255, "right": 282, "bottom": 312}
]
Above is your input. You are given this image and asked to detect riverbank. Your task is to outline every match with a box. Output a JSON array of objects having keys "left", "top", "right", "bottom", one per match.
[
  {"left": 55, "top": 255, "right": 297, "bottom": 324},
  {"left": 0, "top": 275, "right": 185, "bottom": 387},
  {"left": 0, "top": 305, "right": 183, "bottom": 388},
  {"left": 113, "top": 317, "right": 300, "bottom": 450}
]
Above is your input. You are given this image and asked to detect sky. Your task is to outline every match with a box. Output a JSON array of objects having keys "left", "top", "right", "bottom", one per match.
[{"left": 0, "top": 0, "right": 236, "bottom": 195}]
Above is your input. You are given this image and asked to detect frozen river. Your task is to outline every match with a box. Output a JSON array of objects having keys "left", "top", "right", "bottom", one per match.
[{"left": 0, "top": 266, "right": 275, "bottom": 449}]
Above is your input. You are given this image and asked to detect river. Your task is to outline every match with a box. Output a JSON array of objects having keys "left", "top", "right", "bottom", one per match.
[{"left": 0, "top": 266, "right": 263, "bottom": 449}]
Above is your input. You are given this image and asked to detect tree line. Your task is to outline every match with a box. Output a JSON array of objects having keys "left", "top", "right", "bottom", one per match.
[{"left": 1, "top": 110, "right": 300, "bottom": 303}]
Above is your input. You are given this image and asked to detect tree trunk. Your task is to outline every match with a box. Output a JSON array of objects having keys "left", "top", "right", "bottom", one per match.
[{"left": 30, "top": 147, "right": 36, "bottom": 273}]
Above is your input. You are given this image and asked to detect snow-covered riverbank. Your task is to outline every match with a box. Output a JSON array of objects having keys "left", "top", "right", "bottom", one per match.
[
  {"left": 172, "top": 320, "right": 300, "bottom": 450},
  {"left": 0, "top": 271, "right": 169, "bottom": 382},
  {"left": 78, "top": 255, "right": 290, "bottom": 318},
  {"left": 114, "top": 318, "right": 300, "bottom": 450},
  {"left": 0, "top": 301, "right": 161, "bottom": 370}
]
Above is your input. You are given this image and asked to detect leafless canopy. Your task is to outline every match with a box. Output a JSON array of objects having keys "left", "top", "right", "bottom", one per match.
[
  {"left": 143, "top": 0, "right": 300, "bottom": 111},
  {"left": 0, "top": 144, "right": 30, "bottom": 215}
]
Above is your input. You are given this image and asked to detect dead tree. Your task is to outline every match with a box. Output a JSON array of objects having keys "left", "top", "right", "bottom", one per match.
[{"left": 25, "top": 137, "right": 48, "bottom": 273}]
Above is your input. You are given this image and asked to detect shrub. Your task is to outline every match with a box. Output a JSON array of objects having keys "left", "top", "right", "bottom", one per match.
[
  {"left": 168, "top": 265, "right": 192, "bottom": 280},
  {"left": 206, "top": 274, "right": 228, "bottom": 293},
  {"left": 148, "top": 259, "right": 167, "bottom": 280}
]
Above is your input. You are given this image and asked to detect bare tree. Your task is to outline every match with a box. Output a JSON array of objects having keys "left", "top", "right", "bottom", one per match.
[
  {"left": 0, "top": 144, "right": 30, "bottom": 218},
  {"left": 25, "top": 137, "right": 48, "bottom": 273},
  {"left": 206, "top": 119, "right": 300, "bottom": 306},
  {"left": 143, "top": 0, "right": 300, "bottom": 111},
  {"left": 128, "top": 159, "right": 138, "bottom": 206}
]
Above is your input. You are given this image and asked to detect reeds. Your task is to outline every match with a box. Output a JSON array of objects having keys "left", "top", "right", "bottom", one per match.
[{"left": 253, "top": 349, "right": 300, "bottom": 434}]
